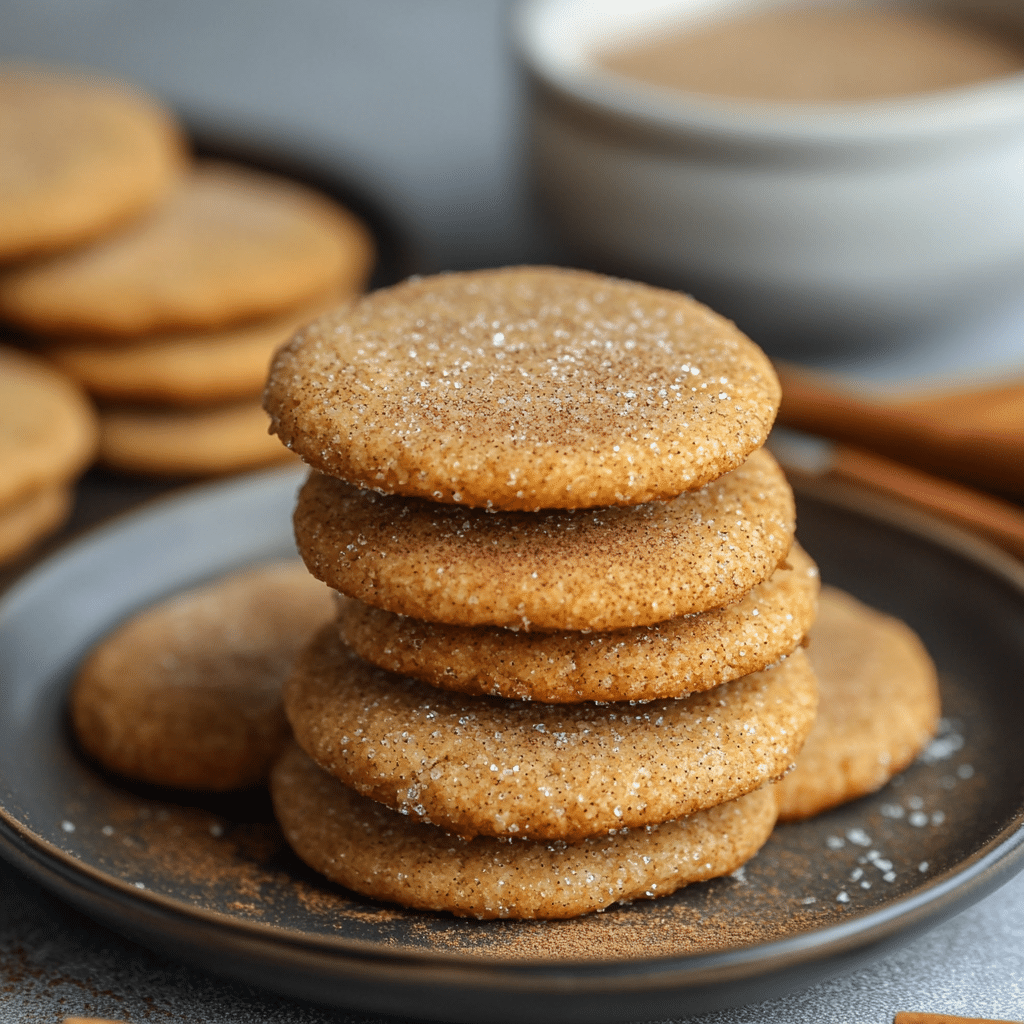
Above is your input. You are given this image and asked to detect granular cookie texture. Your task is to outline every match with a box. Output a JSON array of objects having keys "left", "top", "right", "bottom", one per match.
[
  {"left": 284, "top": 627, "right": 818, "bottom": 841},
  {"left": 265, "top": 267, "right": 780, "bottom": 510},
  {"left": 71, "top": 560, "right": 335, "bottom": 790},
  {"left": 295, "top": 446, "right": 795, "bottom": 631},
  {"left": 0, "top": 64, "right": 185, "bottom": 261},
  {"left": 335, "top": 542, "right": 819, "bottom": 702},
  {"left": 776, "top": 586, "right": 940, "bottom": 822},
  {"left": 0, "top": 160, "right": 374, "bottom": 338},
  {"left": 0, "top": 345, "right": 98, "bottom": 507},
  {"left": 271, "top": 742, "right": 780, "bottom": 920}
]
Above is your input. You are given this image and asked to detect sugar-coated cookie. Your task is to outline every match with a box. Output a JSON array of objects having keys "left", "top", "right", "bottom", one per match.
[
  {"left": 295, "top": 446, "right": 794, "bottom": 631},
  {"left": 98, "top": 399, "right": 297, "bottom": 477},
  {"left": 265, "top": 267, "right": 780, "bottom": 510},
  {"left": 45, "top": 292, "right": 347, "bottom": 406},
  {"left": 0, "top": 161, "right": 374, "bottom": 338},
  {"left": 71, "top": 561, "right": 335, "bottom": 790},
  {"left": 335, "top": 542, "right": 819, "bottom": 702},
  {"left": 0, "top": 484, "right": 72, "bottom": 565},
  {"left": 776, "top": 586, "right": 940, "bottom": 821},
  {"left": 0, "top": 64, "right": 185, "bottom": 261},
  {"left": 0, "top": 345, "right": 97, "bottom": 507},
  {"left": 272, "top": 743, "right": 780, "bottom": 919},
  {"left": 284, "top": 627, "right": 817, "bottom": 841}
]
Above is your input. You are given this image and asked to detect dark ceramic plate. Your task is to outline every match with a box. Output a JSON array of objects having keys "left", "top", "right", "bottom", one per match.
[{"left": 1, "top": 467, "right": 1023, "bottom": 1023}]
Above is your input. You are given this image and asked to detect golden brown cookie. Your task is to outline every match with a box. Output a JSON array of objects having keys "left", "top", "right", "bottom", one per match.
[
  {"left": 98, "top": 399, "right": 297, "bottom": 477},
  {"left": 44, "top": 292, "right": 348, "bottom": 406},
  {"left": 71, "top": 560, "right": 335, "bottom": 790},
  {"left": 335, "top": 541, "right": 819, "bottom": 702},
  {"left": 284, "top": 627, "right": 817, "bottom": 841},
  {"left": 272, "top": 742, "right": 780, "bottom": 919},
  {"left": 776, "top": 586, "right": 940, "bottom": 822},
  {"left": 0, "top": 161, "right": 374, "bottom": 338},
  {"left": 295, "top": 446, "right": 794, "bottom": 631},
  {"left": 0, "top": 484, "right": 72, "bottom": 565},
  {"left": 265, "top": 267, "right": 780, "bottom": 510},
  {"left": 0, "top": 345, "right": 97, "bottom": 507},
  {"left": 0, "top": 64, "right": 185, "bottom": 262}
]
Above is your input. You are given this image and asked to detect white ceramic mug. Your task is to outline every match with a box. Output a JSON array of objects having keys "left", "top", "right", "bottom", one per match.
[{"left": 517, "top": 0, "right": 1024, "bottom": 351}]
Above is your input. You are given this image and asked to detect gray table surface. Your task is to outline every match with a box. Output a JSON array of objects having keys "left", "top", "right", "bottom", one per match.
[{"left": 1, "top": 2, "right": 1023, "bottom": 1020}]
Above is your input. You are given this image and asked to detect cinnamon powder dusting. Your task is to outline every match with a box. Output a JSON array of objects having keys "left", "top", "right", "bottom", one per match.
[{"left": 55, "top": 702, "right": 981, "bottom": 965}]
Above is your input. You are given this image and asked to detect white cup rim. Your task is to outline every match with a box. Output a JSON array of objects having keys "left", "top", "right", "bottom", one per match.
[{"left": 514, "top": 0, "right": 1024, "bottom": 148}]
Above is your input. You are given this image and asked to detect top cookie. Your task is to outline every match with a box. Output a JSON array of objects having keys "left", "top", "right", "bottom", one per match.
[
  {"left": 0, "top": 65, "right": 186, "bottom": 262},
  {"left": 264, "top": 267, "right": 780, "bottom": 510},
  {"left": 0, "top": 160, "right": 374, "bottom": 338}
]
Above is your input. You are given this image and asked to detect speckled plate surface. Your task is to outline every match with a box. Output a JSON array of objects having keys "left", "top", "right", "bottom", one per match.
[{"left": 0, "top": 467, "right": 1023, "bottom": 1023}]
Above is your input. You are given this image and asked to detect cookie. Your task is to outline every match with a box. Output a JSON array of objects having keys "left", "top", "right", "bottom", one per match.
[
  {"left": 0, "top": 64, "right": 185, "bottom": 262},
  {"left": 776, "top": 586, "right": 940, "bottom": 821},
  {"left": 284, "top": 627, "right": 817, "bottom": 841},
  {"left": 0, "top": 345, "right": 98, "bottom": 507},
  {"left": 264, "top": 267, "right": 780, "bottom": 510},
  {"left": 0, "top": 484, "right": 72, "bottom": 565},
  {"left": 0, "top": 160, "right": 374, "bottom": 338},
  {"left": 335, "top": 541, "right": 819, "bottom": 702},
  {"left": 272, "top": 742, "right": 779, "bottom": 919},
  {"left": 98, "top": 399, "right": 297, "bottom": 477},
  {"left": 71, "top": 560, "right": 335, "bottom": 790},
  {"left": 295, "top": 446, "right": 794, "bottom": 631},
  {"left": 43, "top": 291, "right": 348, "bottom": 407}
]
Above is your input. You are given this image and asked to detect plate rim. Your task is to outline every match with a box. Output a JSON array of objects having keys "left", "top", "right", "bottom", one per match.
[
  {"left": 1, "top": 470, "right": 1023, "bottom": 1009},
  {"left": 1, "top": 804, "right": 1022, "bottom": 988}
]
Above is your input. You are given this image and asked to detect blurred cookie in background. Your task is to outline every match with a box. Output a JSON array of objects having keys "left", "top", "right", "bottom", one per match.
[
  {"left": 0, "top": 484, "right": 74, "bottom": 566},
  {"left": 1, "top": 64, "right": 384, "bottom": 486},
  {"left": 45, "top": 291, "right": 347, "bottom": 407},
  {"left": 0, "top": 160, "right": 374, "bottom": 338},
  {"left": 2, "top": 156, "right": 375, "bottom": 478},
  {"left": 0, "top": 346, "right": 97, "bottom": 564},
  {"left": 96, "top": 399, "right": 299, "bottom": 477},
  {"left": 0, "top": 63, "right": 186, "bottom": 263}
]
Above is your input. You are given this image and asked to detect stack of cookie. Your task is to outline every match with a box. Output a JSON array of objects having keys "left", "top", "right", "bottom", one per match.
[
  {"left": 0, "top": 65, "right": 374, "bottom": 477},
  {"left": 263, "top": 267, "right": 820, "bottom": 919}
]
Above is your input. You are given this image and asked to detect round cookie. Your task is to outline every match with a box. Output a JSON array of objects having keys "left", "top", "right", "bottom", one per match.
[
  {"left": 0, "top": 160, "right": 374, "bottom": 338},
  {"left": 265, "top": 267, "right": 780, "bottom": 510},
  {"left": 0, "top": 65, "right": 185, "bottom": 261},
  {"left": 284, "top": 627, "right": 817, "bottom": 841},
  {"left": 71, "top": 560, "right": 335, "bottom": 790},
  {"left": 0, "top": 484, "right": 72, "bottom": 565},
  {"left": 272, "top": 742, "right": 780, "bottom": 920},
  {"left": 296, "top": 446, "right": 795, "bottom": 631},
  {"left": 45, "top": 292, "right": 349, "bottom": 406},
  {"left": 98, "top": 399, "right": 297, "bottom": 477},
  {"left": 335, "top": 542, "right": 819, "bottom": 702},
  {"left": 0, "top": 345, "right": 98, "bottom": 507},
  {"left": 776, "top": 586, "right": 940, "bottom": 822}
]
